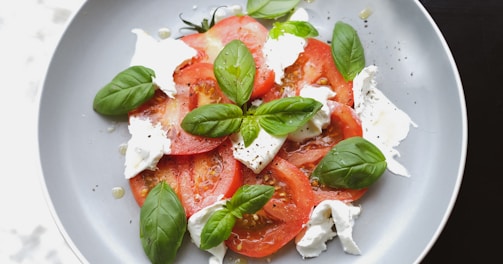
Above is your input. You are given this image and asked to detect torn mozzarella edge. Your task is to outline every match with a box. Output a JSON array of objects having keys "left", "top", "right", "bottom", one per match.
[
  {"left": 353, "top": 65, "right": 417, "bottom": 177},
  {"left": 130, "top": 28, "right": 197, "bottom": 98},
  {"left": 187, "top": 199, "right": 228, "bottom": 264},
  {"left": 296, "top": 200, "right": 362, "bottom": 258}
]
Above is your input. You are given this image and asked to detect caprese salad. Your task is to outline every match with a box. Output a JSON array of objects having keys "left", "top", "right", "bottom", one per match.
[{"left": 92, "top": 1, "right": 416, "bottom": 263}]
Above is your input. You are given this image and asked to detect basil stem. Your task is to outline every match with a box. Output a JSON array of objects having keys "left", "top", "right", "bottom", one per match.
[
  {"left": 331, "top": 21, "right": 365, "bottom": 81},
  {"left": 140, "top": 181, "right": 187, "bottom": 264},
  {"left": 200, "top": 184, "right": 274, "bottom": 250},
  {"left": 247, "top": 0, "right": 301, "bottom": 19},
  {"left": 311, "top": 137, "right": 387, "bottom": 189},
  {"left": 93, "top": 66, "right": 156, "bottom": 116}
]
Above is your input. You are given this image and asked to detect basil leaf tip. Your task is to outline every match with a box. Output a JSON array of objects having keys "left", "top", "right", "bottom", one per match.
[{"left": 247, "top": 0, "right": 302, "bottom": 19}]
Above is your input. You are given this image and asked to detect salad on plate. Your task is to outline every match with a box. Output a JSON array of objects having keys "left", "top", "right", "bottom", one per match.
[{"left": 92, "top": 1, "right": 416, "bottom": 263}]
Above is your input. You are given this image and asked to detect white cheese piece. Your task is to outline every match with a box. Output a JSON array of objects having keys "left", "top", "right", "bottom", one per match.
[
  {"left": 230, "top": 128, "right": 287, "bottom": 174},
  {"left": 212, "top": 5, "right": 243, "bottom": 23},
  {"left": 188, "top": 199, "right": 228, "bottom": 264},
  {"left": 130, "top": 28, "right": 197, "bottom": 98},
  {"left": 289, "top": 7, "right": 309, "bottom": 21},
  {"left": 296, "top": 200, "right": 361, "bottom": 258},
  {"left": 288, "top": 85, "right": 336, "bottom": 142},
  {"left": 353, "top": 65, "right": 417, "bottom": 177},
  {"left": 124, "top": 117, "right": 171, "bottom": 179},
  {"left": 263, "top": 33, "right": 306, "bottom": 84}
]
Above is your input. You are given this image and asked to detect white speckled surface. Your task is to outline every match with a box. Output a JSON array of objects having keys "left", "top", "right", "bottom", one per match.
[{"left": 0, "top": 0, "right": 84, "bottom": 263}]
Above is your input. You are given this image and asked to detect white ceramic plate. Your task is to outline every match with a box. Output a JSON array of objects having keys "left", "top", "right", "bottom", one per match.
[{"left": 37, "top": 0, "right": 467, "bottom": 263}]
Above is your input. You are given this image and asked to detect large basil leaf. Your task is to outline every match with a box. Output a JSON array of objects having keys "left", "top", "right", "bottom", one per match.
[
  {"left": 247, "top": 0, "right": 301, "bottom": 19},
  {"left": 213, "top": 40, "right": 255, "bottom": 107},
  {"left": 255, "top": 96, "right": 322, "bottom": 136},
  {"left": 181, "top": 103, "right": 243, "bottom": 137},
  {"left": 140, "top": 181, "right": 186, "bottom": 264},
  {"left": 311, "top": 137, "right": 387, "bottom": 189},
  {"left": 93, "top": 66, "right": 156, "bottom": 116},
  {"left": 331, "top": 21, "right": 365, "bottom": 81}
]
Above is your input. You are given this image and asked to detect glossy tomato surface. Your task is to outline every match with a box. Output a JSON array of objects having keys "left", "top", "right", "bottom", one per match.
[
  {"left": 129, "top": 63, "right": 231, "bottom": 155},
  {"left": 129, "top": 139, "right": 242, "bottom": 217},
  {"left": 181, "top": 15, "right": 275, "bottom": 99},
  {"left": 225, "top": 157, "right": 315, "bottom": 258}
]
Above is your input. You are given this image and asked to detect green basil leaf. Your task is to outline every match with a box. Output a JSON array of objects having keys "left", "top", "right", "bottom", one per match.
[
  {"left": 181, "top": 103, "right": 243, "bottom": 137},
  {"left": 311, "top": 137, "right": 387, "bottom": 189},
  {"left": 93, "top": 66, "right": 156, "bottom": 116},
  {"left": 269, "top": 21, "right": 319, "bottom": 39},
  {"left": 247, "top": 0, "right": 301, "bottom": 19},
  {"left": 199, "top": 209, "right": 236, "bottom": 250},
  {"left": 240, "top": 117, "right": 260, "bottom": 147},
  {"left": 199, "top": 184, "right": 274, "bottom": 250},
  {"left": 214, "top": 40, "right": 255, "bottom": 107},
  {"left": 255, "top": 96, "right": 322, "bottom": 136},
  {"left": 331, "top": 21, "right": 365, "bottom": 81},
  {"left": 140, "top": 181, "right": 186, "bottom": 264},
  {"left": 227, "top": 184, "right": 275, "bottom": 216}
]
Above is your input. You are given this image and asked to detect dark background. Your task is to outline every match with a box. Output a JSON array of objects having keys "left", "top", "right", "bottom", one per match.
[{"left": 419, "top": 0, "right": 502, "bottom": 263}]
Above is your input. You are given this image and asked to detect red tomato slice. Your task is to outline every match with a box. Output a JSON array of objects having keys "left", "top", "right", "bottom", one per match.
[
  {"left": 262, "top": 38, "right": 353, "bottom": 106},
  {"left": 225, "top": 157, "right": 315, "bottom": 258},
  {"left": 129, "top": 139, "right": 242, "bottom": 218},
  {"left": 278, "top": 101, "right": 365, "bottom": 204},
  {"left": 181, "top": 15, "right": 275, "bottom": 100},
  {"left": 129, "top": 63, "right": 230, "bottom": 155}
]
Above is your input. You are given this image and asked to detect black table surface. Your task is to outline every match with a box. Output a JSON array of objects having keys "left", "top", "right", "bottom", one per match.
[{"left": 418, "top": 0, "right": 502, "bottom": 263}]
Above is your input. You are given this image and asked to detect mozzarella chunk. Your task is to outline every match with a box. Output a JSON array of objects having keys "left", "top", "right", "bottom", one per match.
[
  {"left": 296, "top": 200, "right": 362, "bottom": 258},
  {"left": 288, "top": 85, "right": 336, "bottom": 142},
  {"left": 187, "top": 199, "right": 228, "bottom": 264},
  {"left": 124, "top": 117, "right": 171, "bottom": 179},
  {"left": 262, "top": 33, "right": 306, "bottom": 84},
  {"left": 230, "top": 128, "right": 287, "bottom": 174},
  {"left": 130, "top": 28, "right": 197, "bottom": 98},
  {"left": 352, "top": 65, "right": 417, "bottom": 177}
]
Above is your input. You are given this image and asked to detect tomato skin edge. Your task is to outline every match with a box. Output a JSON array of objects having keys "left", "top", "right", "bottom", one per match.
[{"left": 225, "top": 157, "right": 315, "bottom": 258}]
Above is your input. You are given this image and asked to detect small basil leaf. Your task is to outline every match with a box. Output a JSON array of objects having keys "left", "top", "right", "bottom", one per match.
[
  {"left": 214, "top": 40, "right": 256, "bottom": 107},
  {"left": 140, "top": 181, "right": 186, "bottom": 264},
  {"left": 269, "top": 21, "right": 319, "bottom": 39},
  {"left": 227, "top": 184, "right": 275, "bottom": 216},
  {"left": 181, "top": 104, "right": 243, "bottom": 137},
  {"left": 247, "top": 0, "right": 301, "bottom": 19},
  {"left": 199, "top": 209, "right": 236, "bottom": 250},
  {"left": 311, "top": 137, "right": 387, "bottom": 189},
  {"left": 93, "top": 66, "right": 156, "bottom": 116},
  {"left": 255, "top": 96, "right": 322, "bottom": 136},
  {"left": 331, "top": 21, "right": 365, "bottom": 81},
  {"left": 240, "top": 117, "right": 260, "bottom": 147},
  {"left": 199, "top": 184, "right": 274, "bottom": 250}
]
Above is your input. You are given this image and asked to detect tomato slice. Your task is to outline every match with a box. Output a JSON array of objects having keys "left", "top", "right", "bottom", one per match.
[
  {"left": 181, "top": 15, "right": 275, "bottom": 100},
  {"left": 129, "top": 139, "right": 242, "bottom": 217},
  {"left": 129, "top": 63, "right": 230, "bottom": 155},
  {"left": 262, "top": 38, "right": 353, "bottom": 106},
  {"left": 278, "top": 101, "right": 365, "bottom": 204},
  {"left": 225, "top": 157, "right": 315, "bottom": 258}
]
